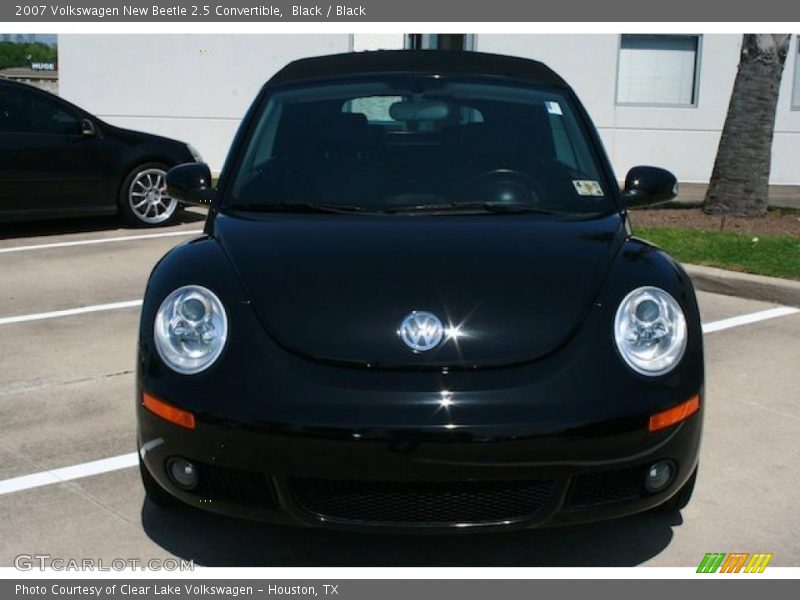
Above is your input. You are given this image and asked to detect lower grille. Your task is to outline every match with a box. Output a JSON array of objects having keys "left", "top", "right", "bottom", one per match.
[
  {"left": 193, "top": 462, "right": 276, "bottom": 508},
  {"left": 566, "top": 465, "right": 646, "bottom": 509},
  {"left": 291, "top": 478, "right": 555, "bottom": 525}
]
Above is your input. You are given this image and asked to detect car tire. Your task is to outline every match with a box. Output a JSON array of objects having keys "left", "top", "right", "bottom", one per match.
[
  {"left": 139, "top": 454, "right": 183, "bottom": 509},
  {"left": 656, "top": 466, "right": 697, "bottom": 513},
  {"left": 118, "top": 162, "right": 180, "bottom": 227}
]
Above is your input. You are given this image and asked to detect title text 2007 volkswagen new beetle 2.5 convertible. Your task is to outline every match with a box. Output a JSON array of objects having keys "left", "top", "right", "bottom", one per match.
[{"left": 136, "top": 51, "right": 703, "bottom": 532}]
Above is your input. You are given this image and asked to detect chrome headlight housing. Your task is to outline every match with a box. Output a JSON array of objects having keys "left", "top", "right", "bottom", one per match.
[
  {"left": 154, "top": 285, "right": 228, "bottom": 374},
  {"left": 614, "top": 286, "right": 687, "bottom": 376}
]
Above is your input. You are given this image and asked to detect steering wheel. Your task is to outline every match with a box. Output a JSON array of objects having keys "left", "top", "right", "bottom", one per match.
[{"left": 455, "top": 168, "right": 544, "bottom": 205}]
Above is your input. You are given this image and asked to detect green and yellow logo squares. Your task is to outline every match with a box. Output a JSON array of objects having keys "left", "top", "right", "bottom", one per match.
[{"left": 697, "top": 552, "right": 773, "bottom": 573}]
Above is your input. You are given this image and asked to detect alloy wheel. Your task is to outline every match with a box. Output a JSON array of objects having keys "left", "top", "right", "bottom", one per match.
[{"left": 128, "top": 168, "right": 177, "bottom": 225}]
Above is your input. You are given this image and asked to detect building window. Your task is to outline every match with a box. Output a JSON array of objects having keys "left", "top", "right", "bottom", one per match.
[
  {"left": 351, "top": 34, "right": 405, "bottom": 52},
  {"left": 616, "top": 34, "right": 701, "bottom": 106},
  {"left": 405, "top": 34, "right": 475, "bottom": 51},
  {"left": 793, "top": 37, "right": 800, "bottom": 109}
]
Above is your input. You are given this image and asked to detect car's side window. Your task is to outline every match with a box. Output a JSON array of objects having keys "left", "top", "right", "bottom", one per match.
[
  {"left": 249, "top": 102, "right": 283, "bottom": 170},
  {"left": 0, "top": 87, "right": 80, "bottom": 136},
  {"left": 547, "top": 105, "right": 599, "bottom": 178},
  {"left": 549, "top": 113, "right": 580, "bottom": 171}
]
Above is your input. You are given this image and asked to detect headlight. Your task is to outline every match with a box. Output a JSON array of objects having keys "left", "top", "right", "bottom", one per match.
[
  {"left": 186, "top": 143, "right": 203, "bottom": 163},
  {"left": 614, "top": 286, "right": 687, "bottom": 376},
  {"left": 154, "top": 285, "right": 227, "bottom": 374}
]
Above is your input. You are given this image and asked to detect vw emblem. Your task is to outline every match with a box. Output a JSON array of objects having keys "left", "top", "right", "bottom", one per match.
[{"left": 398, "top": 311, "right": 444, "bottom": 352}]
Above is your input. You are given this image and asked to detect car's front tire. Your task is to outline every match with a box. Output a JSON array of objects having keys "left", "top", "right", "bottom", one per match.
[{"left": 119, "top": 163, "right": 180, "bottom": 227}]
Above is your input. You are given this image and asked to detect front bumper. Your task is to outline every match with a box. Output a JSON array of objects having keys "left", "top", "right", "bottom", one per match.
[
  {"left": 137, "top": 237, "right": 704, "bottom": 532},
  {"left": 138, "top": 400, "right": 702, "bottom": 533}
]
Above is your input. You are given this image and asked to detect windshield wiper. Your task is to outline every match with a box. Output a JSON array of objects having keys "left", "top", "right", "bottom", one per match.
[
  {"left": 229, "top": 200, "right": 564, "bottom": 216},
  {"left": 227, "top": 201, "right": 365, "bottom": 214},
  {"left": 386, "top": 201, "right": 560, "bottom": 215}
]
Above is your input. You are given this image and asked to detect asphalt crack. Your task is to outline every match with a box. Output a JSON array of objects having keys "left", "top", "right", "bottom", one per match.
[{"left": 0, "top": 369, "right": 134, "bottom": 398}]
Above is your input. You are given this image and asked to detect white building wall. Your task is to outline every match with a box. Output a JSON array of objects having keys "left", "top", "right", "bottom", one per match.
[
  {"left": 58, "top": 34, "right": 800, "bottom": 184},
  {"left": 773, "top": 35, "right": 800, "bottom": 185},
  {"left": 58, "top": 34, "right": 352, "bottom": 173},
  {"left": 476, "top": 34, "right": 800, "bottom": 185}
]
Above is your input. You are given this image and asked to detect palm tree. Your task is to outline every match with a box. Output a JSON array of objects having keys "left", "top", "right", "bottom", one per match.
[{"left": 704, "top": 34, "right": 791, "bottom": 217}]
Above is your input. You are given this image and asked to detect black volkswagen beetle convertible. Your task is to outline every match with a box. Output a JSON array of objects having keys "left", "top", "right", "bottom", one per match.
[{"left": 136, "top": 51, "right": 704, "bottom": 532}]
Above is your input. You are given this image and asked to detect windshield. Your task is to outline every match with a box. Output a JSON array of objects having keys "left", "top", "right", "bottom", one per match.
[{"left": 229, "top": 78, "right": 614, "bottom": 215}]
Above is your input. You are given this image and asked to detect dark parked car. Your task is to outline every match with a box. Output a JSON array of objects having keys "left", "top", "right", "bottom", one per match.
[
  {"left": 0, "top": 78, "right": 200, "bottom": 226},
  {"left": 137, "top": 51, "right": 703, "bottom": 532}
]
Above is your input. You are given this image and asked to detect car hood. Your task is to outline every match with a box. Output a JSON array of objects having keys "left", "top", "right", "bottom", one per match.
[
  {"left": 213, "top": 211, "right": 625, "bottom": 369},
  {"left": 102, "top": 122, "right": 189, "bottom": 150}
]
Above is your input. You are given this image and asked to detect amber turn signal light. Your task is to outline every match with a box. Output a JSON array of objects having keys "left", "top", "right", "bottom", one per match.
[
  {"left": 142, "top": 392, "right": 196, "bottom": 430},
  {"left": 648, "top": 395, "right": 700, "bottom": 432}
]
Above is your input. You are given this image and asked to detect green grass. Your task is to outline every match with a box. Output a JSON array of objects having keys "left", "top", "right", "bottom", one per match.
[{"left": 635, "top": 226, "right": 800, "bottom": 281}]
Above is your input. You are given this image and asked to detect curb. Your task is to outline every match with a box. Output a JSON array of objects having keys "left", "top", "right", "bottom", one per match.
[{"left": 684, "top": 264, "right": 800, "bottom": 308}]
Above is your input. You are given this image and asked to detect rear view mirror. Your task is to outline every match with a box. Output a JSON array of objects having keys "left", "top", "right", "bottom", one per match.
[
  {"left": 166, "top": 162, "right": 215, "bottom": 207},
  {"left": 622, "top": 166, "right": 678, "bottom": 208},
  {"left": 389, "top": 100, "right": 450, "bottom": 121}
]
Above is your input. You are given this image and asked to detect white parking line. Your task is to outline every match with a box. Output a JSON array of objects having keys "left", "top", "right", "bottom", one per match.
[
  {"left": 701, "top": 306, "right": 800, "bottom": 334},
  {"left": 0, "top": 230, "right": 203, "bottom": 254},
  {"left": 0, "top": 300, "right": 143, "bottom": 326},
  {"left": 0, "top": 304, "right": 798, "bottom": 496},
  {"left": 0, "top": 453, "right": 138, "bottom": 496}
]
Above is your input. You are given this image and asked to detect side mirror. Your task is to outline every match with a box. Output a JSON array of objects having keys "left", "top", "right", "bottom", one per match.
[
  {"left": 622, "top": 166, "right": 678, "bottom": 208},
  {"left": 80, "top": 118, "right": 96, "bottom": 136},
  {"left": 166, "top": 162, "right": 215, "bottom": 207}
]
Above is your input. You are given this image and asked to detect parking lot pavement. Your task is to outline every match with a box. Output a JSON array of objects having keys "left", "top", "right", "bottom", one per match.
[
  {"left": 0, "top": 210, "right": 205, "bottom": 248},
  {"left": 0, "top": 218, "right": 798, "bottom": 567}
]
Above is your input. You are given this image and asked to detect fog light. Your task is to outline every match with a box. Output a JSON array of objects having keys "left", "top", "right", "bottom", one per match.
[
  {"left": 167, "top": 458, "right": 198, "bottom": 490},
  {"left": 644, "top": 461, "right": 674, "bottom": 493}
]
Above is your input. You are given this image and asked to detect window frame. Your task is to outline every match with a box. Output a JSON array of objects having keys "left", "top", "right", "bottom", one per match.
[
  {"left": 791, "top": 35, "right": 800, "bottom": 111},
  {"left": 614, "top": 34, "right": 703, "bottom": 108},
  {"left": 403, "top": 34, "right": 476, "bottom": 51}
]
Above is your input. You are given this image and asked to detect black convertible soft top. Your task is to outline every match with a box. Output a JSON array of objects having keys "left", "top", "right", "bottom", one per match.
[{"left": 268, "top": 50, "right": 569, "bottom": 88}]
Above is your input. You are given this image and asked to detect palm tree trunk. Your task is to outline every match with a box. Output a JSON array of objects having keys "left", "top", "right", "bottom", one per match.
[{"left": 704, "top": 34, "right": 790, "bottom": 217}]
